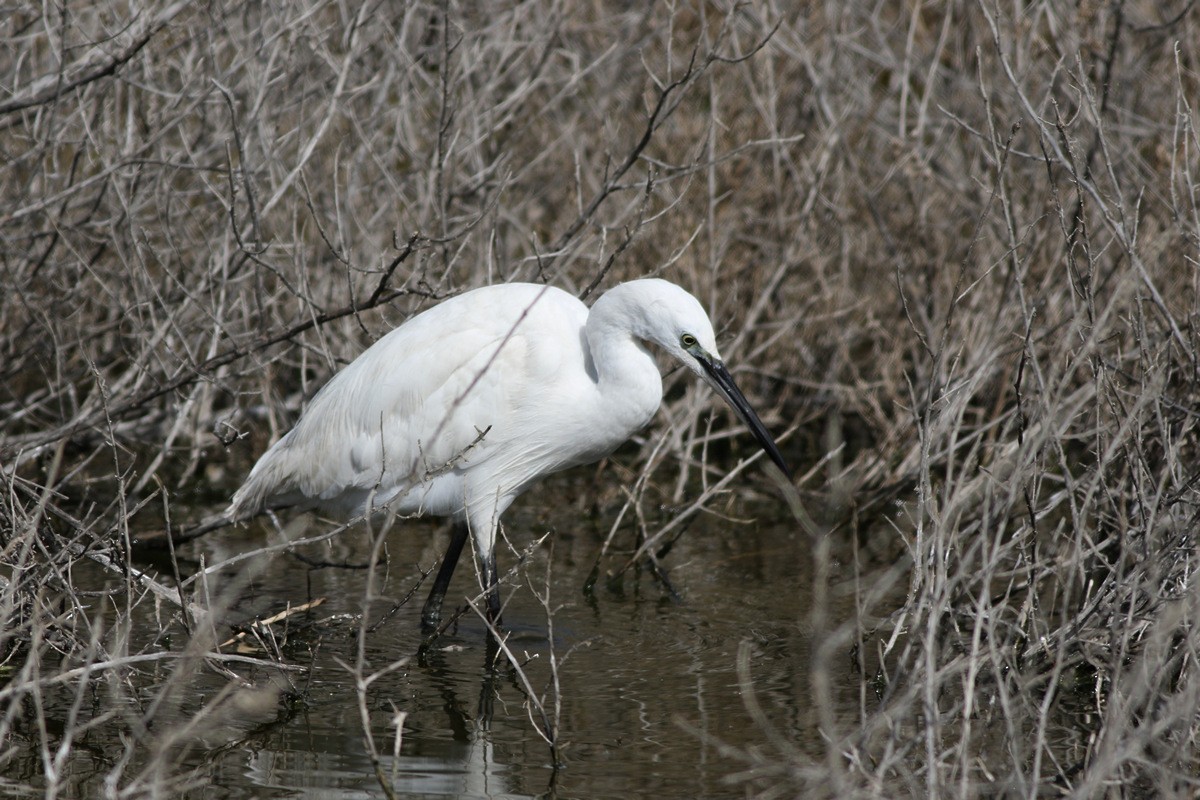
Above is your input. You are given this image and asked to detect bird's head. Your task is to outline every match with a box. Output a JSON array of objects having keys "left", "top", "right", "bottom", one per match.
[{"left": 604, "top": 279, "right": 792, "bottom": 480}]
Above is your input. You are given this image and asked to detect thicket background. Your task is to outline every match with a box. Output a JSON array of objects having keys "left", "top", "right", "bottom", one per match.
[{"left": 3, "top": 0, "right": 1200, "bottom": 797}]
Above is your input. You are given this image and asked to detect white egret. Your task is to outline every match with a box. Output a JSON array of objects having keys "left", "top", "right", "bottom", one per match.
[{"left": 228, "top": 278, "right": 790, "bottom": 630}]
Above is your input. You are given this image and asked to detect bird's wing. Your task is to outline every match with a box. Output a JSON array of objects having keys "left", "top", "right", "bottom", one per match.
[{"left": 229, "top": 287, "right": 574, "bottom": 519}]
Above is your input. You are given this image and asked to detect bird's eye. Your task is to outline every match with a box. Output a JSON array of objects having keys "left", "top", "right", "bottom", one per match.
[{"left": 680, "top": 333, "right": 698, "bottom": 348}]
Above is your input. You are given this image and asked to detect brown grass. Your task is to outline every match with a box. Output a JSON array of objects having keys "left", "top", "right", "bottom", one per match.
[{"left": 2, "top": 0, "right": 1200, "bottom": 797}]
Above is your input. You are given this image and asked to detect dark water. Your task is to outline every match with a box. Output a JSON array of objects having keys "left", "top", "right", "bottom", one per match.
[{"left": 11, "top": 481, "right": 859, "bottom": 799}]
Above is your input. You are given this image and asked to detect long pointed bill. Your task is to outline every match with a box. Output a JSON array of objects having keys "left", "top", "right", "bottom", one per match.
[{"left": 696, "top": 356, "right": 792, "bottom": 480}]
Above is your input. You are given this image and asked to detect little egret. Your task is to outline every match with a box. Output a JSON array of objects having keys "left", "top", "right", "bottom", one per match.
[{"left": 228, "top": 278, "right": 789, "bottom": 631}]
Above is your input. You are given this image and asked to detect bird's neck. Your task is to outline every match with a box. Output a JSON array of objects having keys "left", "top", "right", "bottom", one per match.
[{"left": 584, "top": 300, "right": 664, "bottom": 413}]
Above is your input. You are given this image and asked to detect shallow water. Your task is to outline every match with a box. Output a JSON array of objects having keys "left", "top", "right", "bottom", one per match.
[{"left": 10, "top": 480, "right": 861, "bottom": 799}]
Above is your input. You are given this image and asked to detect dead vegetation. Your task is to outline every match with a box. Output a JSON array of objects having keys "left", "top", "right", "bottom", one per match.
[{"left": 2, "top": 0, "right": 1200, "bottom": 797}]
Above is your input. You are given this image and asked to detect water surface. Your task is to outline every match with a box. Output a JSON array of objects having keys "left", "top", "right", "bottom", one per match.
[{"left": 13, "top": 479, "right": 859, "bottom": 799}]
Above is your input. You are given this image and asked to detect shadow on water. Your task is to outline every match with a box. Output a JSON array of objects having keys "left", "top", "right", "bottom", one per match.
[{"left": 14, "top": 478, "right": 858, "bottom": 799}]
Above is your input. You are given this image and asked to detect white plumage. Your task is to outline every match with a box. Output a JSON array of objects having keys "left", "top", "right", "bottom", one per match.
[{"left": 229, "top": 278, "right": 788, "bottom": 630}]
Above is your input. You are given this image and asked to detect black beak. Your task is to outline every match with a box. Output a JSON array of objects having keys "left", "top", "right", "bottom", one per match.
[{"left": 696, "top": 356, "right": 792, "bottom": 480}]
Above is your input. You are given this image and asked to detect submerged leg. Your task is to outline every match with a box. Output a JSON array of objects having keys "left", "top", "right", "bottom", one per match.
[
  {"left": 482, "top": 545, "right": 504, "bottom": 671},
  {"left": 483, "top": 546, "right": 502, "bottom": 626},
  {"left": 421, "top": 521, "right": 470, "bottom": 631}
]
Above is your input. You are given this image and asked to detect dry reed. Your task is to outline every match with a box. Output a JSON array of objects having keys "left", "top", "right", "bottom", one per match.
[{"left": 2, "top": 1, "right": 1199, "bottom": 797}]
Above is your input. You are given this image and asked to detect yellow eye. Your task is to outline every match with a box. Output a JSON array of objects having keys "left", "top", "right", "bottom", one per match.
[{"left": 681, "top": 333, "right": 698, "bottom": 348}]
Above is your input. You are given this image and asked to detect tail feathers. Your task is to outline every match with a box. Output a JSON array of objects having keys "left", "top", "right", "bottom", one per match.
[
  {"left": 228, "top": 426, "right": 308, "bottom": 521},
  {"left": 226, "top": 479, "right": 268, "bottom": 523},
  {"left": 227, "top": 449, "right": 315, "bottom": 522}
]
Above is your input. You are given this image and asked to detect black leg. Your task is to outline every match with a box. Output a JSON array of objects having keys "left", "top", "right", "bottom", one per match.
[
  {"left": 482, "top": 545, "right": 505, "bottom": 670},
  {"left": 483, "top": 547, "right": 502, "bottom": 626},
  {"left": 421, "top": 521, "right": 470, "bottom": 632}
]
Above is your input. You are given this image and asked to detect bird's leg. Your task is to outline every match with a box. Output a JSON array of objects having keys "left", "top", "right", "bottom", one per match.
[
  {"left": 483, "top": 547, "right": 502, "bottom": 626},
  {"left": 482, "top": 546, "right": 505, "bottom": 671},
  {"left": 421, "top": 521, "right": 470, "bottom": 632}
]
